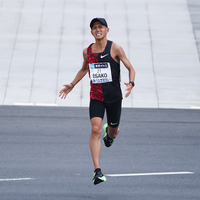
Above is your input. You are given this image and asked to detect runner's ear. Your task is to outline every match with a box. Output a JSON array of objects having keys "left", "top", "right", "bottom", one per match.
[
  {"left": 106, "top": 28, "right": 109, "bottom": 33},
  {"left": 91, "top": 30, "right": 93, "bottom": 36}
]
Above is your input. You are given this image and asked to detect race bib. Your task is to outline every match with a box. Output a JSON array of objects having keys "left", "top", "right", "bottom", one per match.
[{"left": 89, "top": 62, "right": 112, "bottom": 84}]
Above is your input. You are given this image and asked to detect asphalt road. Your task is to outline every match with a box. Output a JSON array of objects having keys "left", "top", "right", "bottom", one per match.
[{"left": 0, "top": 106, "right": 200, "bottom": 200}]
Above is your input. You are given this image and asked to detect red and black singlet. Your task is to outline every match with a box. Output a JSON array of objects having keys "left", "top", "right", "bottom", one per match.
[{"left": 87, "top": 40, "right": 122, "bottom": 103}]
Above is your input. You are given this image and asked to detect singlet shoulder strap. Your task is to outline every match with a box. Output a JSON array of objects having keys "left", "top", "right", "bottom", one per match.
[
  {"left": 87, "top": 43, "right": 93, "bottom": 52},
  {"left": 87, "top": 43, "right": 94, "bottom": 61},
  {"left": 105, "top": 40, "right": 112, "bottom": 52}
]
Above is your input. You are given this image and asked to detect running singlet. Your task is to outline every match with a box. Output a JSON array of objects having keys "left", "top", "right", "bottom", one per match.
[{"left": 87, "top": 40, "right": 122, "bottom": 103}]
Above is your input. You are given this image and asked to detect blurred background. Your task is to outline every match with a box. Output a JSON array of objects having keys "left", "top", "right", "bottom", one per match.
[{"left": 0, "top": 0, "right": 200, "bottom": 108}]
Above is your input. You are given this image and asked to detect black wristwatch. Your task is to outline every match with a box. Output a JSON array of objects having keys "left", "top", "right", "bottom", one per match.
[{"left": 129, "top": 81, "right": 135, "bottom": 87}]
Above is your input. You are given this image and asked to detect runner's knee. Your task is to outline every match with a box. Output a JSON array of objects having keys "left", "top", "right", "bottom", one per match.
[{"left": 91, "top": 125, "right": 101, "bottom": 137}]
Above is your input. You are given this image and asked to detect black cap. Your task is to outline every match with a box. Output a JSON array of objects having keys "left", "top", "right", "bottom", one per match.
[{"left": 90, "top": 18, "right": 108, "bottom": 29}]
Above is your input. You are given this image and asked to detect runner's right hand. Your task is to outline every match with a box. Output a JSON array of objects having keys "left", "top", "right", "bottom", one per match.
[{"left": 59, "top": 84, "right": 74, "bottom": 99}]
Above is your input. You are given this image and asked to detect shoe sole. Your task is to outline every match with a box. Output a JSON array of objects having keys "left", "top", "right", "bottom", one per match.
[
  {"left": 103, "top": 123, "right": 109, "bottom": 147},
  {"left": 103, "top": 123, "right": 114, "bottom": 147},
  {"left": 103, "top": 123, "right": 108, "bottom": 137}
]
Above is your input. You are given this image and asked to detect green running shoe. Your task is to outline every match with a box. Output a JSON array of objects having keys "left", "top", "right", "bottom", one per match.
[
  {"left": 92, "top": 168, "right": 106, "bottom": 185},
  {"left": 103, "top": 123, "right": 114, "bottom": 147}
]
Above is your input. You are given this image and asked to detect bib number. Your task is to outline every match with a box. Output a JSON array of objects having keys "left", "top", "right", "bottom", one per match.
[{"left": 89, "top": 62, "right": 112, "bottom": 84}]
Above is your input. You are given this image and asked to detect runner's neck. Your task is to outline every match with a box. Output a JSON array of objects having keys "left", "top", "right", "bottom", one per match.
[{"left": 92, "top": 39, "right": 108, "bottom": 53}]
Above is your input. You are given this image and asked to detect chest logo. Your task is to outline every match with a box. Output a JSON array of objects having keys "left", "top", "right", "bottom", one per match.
[{"left": 100, "top": 54, "right": 109, "bottom": 59}]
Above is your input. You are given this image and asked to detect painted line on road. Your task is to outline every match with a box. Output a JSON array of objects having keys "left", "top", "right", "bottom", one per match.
[
  {"left": 0, "top": 178, "right": 34, "bottom": 182},
  {"left": 106, "top": 171, "right": 194, "bottom": 177},
  {"left": 190, "top": 106, "right": 200, "bottom": 109},
  {"left": 14, "top": 102, "right": 58, "bottom": 107}
]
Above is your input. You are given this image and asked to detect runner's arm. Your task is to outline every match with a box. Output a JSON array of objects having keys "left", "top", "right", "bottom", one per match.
[
  {"left": 70, "top": 48, "right": 88, "bottom": 86},
  {"left": 114, "top": 44, "right": 136, "bottom": 97},
  {"left": 59, "top": 48, "right": 88, "bottom": 99}
]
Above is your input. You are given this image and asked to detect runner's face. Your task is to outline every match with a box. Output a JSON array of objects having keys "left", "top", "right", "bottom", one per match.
[{"left": 91, "top": 21, "right": 109, "bottom": 40}]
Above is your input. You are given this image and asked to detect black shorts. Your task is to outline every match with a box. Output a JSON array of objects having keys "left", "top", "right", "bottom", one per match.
[{"left": 89, "top": 99, "right": 122, "bottom": 128}]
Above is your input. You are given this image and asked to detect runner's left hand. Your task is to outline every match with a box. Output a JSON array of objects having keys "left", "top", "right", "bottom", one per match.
[{"left": 124, "top": 82, "right": 133, "bottom": 98}]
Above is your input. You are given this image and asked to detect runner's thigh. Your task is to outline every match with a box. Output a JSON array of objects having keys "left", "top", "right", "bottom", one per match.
[
  {"left": 106, "top": 100, "right": 122, "bottom": 128},
  {"left": 89, "top": 99, "right": 105, "bottom": 120}
]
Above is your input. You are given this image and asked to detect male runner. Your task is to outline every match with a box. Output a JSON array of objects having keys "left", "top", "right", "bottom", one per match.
[{"left": 59, "top": 18, "right": 135, "bottom": 185}]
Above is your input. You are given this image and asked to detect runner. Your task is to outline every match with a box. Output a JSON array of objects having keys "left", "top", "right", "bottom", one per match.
[{"left": 59, "top": 17, "right": 135, "bottom": 185}]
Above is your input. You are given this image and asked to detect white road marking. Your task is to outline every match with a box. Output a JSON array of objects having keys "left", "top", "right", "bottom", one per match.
[
  {"left": 106, "top": 171, "right": 194, "bottom": 177},
  {"left": 14, "top": 103, "right": 57, "bottom": 107},
  {"left": 190, "top": 106, "right": 200, "bottom": 109},
  {"left": 0, "top": 178, "right": 34, "bottom": 182}
]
